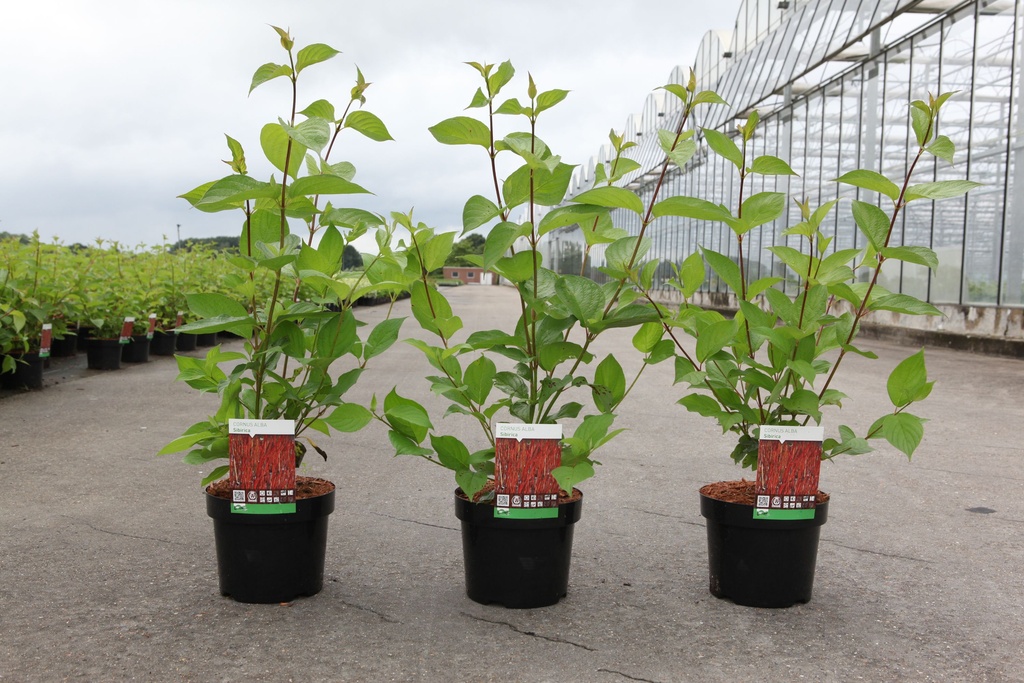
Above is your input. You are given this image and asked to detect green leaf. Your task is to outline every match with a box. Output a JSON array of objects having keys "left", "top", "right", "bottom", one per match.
[
  {"left": 295, "top": 43, "right": 339, "bottom": 73},
  {"left": 695, "top": 318, "right": 738, "bottom": 363},
  {"left": 344, "top": 110, "right": 394, "bottom": 141},
  {"left": 605, "top": 236, "right": 650, "bottom": 273},
  {"left": 536, "top": 88, "right": 570, "bottom": 114},
  {"left": 538, "top": 205, "right": 609, "bottom": 237},
  {"left": 835, "top": 170, "right": 901, "bottom": 202},
  {"left": 740, "top": 192, "right": 786, "bottom": 229},
  {"left": 495, "top": 250, "right": 537, "bottom": 283},
  {"left": 701, "top": 248, "right": 743, "bottom": 296},
  {"left": 870, "top": 293, "right": 942, "bottom": 316},
  {"left": 249, "top": 62, "right": 292, "bottom": 94},
  {"left": 463, "top": 195, "right": 501, "bottom": 232},
  {"left": 851, "top": 200, "right": 891, "bottom": 251},
  {"left": 289, "top": 175, "right": 369, "bottom": 197},
  {"left": 463, "top": 355, "right": 496, "bottom": 405},
  {"left": 703, "top": 128, "right": 742, "bottom": 168},
  {"left": 570, "top": 186, "right": 644, "bottom": 215},
  {"left": 363, "top": 317, "right": 405, "bottom": 362},
  {"left": 554, "top": 274, "right": 606, "bottom": 325},
  {"left": 678, "top": 393, "right": 723, "bottom": 418},
  {"left": 384, "top": 389, "right": 433, "bottom": 443},
  {"left": 428, "top": 116, "right": 491, "bottom": 147},
  {"left": 882, "top": 412, "right": 925, "bottom": 457},
  {"left": 880, "top": 246, "right": 939, "bottom": 270},
  {"left": 551, "top": 462, "right": 595, "bottom": 496},
  {"left": 657, "top": 130, "right": 698, "bottom": 169},
  {"left": 887, "top": 349, "right": 929, "bottom": 407},
  {"left": 195, "top": 175, "right": 278, "bottom": 207},
  {"left": 632, "top": 322, "right": 664, "bottom": 354},
  {"left": 260, "top": 123, "right": 305, "bottom": 180},
  {"left": 677, "top": 251, "right": 706, "bottom": 298},
  {"left": 323, "top": 403, "right": 372, "bottom": 432},
  {"left": 538, "top": 341, "right": 589, "bottom": 373},
  {"left": 299, "top": 99, "right": 336, "bottom": 122},
  {"left": 926, "top": 135, "right": 956, "bottom": 165},
  {"left": 502, "top": 162, "right": 575, "bottom": 207},
  {"left": 482, "top": 221, "right": 528, "bottom": 270},
  {"left": 315, "top": 311, "right": 358, "bottom": 358},
  {"left": 750, "top": 155, "right": 797, "bottom": 176},
  {"left": 592, "top": 354, "right": 626, "bottom": 412},
  {"left": 283, "top": 117, "right": 331, "bottom": 153},
  {"left": 904, "top": 180, "right": 983, "bottom": 202},
  {"left": 652, "top": 196, "right": 733, "bottom": 223}
]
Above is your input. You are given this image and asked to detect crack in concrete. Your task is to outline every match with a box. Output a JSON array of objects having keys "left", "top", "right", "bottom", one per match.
[
  {"left": 369, "top": 511, "right": 458, "bottom": 532},
  {"left": 61, "top": 516, "right": 191, "bottom": 546},
  {"left": 597, "top": 667, "right": 662, "bottom": 683},
  {"left": 340, "top": 599, "right": 399, "bottom": 624},
  {"left": 461, "top": 612, "right": 596, "bottom": 651},
  {"left": 823, "top": 539, "right": 933, "bottom": 563},
  {"left": 628, "top": 507, "right": 703, "bottom": 527}
]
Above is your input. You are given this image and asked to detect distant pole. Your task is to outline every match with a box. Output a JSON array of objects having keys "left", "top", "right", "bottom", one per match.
[{"left": 176, "top": 224, "right": 181, "bottom": 244}]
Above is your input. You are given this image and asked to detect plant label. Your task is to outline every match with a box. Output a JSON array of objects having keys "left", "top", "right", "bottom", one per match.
[
  {"left": 119, "top": 317, "right": 135, "bottom": 344},
  {"left": 754, "top": 425, "right": 824, "bottom": 520},
  {"left": 175, "top": 311, "right": 184, "bottom": 330},
  {"left": 146, "top": 313, "right": 157, "bottom": 339},
  {"left": 228, "top": 419, "right": 296, "bottom": 515},
  {"left": 494, "top": 423, "right": 562, "bottom": 519},
  {"left": 39, "top": 323, "right": 52, "bottom": 358}
]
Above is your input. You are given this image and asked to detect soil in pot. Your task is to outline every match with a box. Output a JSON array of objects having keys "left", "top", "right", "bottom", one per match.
[
  {"left": 205, "top": 476, "right": 335, "bottom": 604},
  {"left": 454, "top": 487, "right": 582, "bottom": 609},
  {"left": 86, "top": 338, "right": 122, "bottom": 370},
  {"left": 700, "top": 480, "right": 829, "bottom": 608},
  {"left": 1, "top": 352, "right": 44, "bottom": 390}
]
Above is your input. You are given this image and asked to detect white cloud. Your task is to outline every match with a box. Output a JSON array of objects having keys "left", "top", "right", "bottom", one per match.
[{"left": 0, "top": 0, "right": 739, "bottom": 247}]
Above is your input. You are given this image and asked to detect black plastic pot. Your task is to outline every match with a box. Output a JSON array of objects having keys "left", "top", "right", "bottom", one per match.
[
  {"left": 150, "top": 330, "right": 177, "bottom": 356},
  {"left": 175, "top": 332, "right": 197, "bottom": 352},
  {"left": 1, "top": 353, "right": 44, "bottom": 390},
  {"left": 195, "top": 332, "right": 217, "bottom": 347},
  {"left": 86, "top": 338, "right": 122, "bottom": 370},
  {"left": 121, "top": 334, "right": 151, "bottom": 363},
  {"left": 454, "top": 490, "right": 582, "bottom": 608},
  {"left": 205, "top": 485, "right": 335, "bottom": 604},
  {"left": 700, "top": 490, "right": 828, "bottom": 608},
  {"left": 50, "top": 333, "right": 77, "bottom": 358}
]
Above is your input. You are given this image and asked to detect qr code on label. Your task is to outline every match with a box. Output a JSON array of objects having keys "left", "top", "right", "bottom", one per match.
[
  {"left": 496, "top": 494, "right": 510, "bottom": 507},
  {"left": 756, "top": 495, "right": 770, "bottom": 508},
  {"left": 232, "top": 490, "right": 246, "bottom": 503}
]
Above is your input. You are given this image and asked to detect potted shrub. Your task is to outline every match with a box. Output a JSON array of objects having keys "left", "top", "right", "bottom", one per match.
[
  {"left": 158, "top": 27, "right": 404, "bottom": 604},
  {"left": 636, "top": 93, "right": 979, "bottom": 607},
  {"left": 371, "top": 63, "right": 722, "bottom": 608},
  {"left": 0, "top": 233, "right": 74, "bottom": 387}
]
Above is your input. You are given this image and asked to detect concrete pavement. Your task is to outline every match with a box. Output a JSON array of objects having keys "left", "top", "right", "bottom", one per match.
[{"left": 1, "top": 285, "right": 1022, "bottom": 682}]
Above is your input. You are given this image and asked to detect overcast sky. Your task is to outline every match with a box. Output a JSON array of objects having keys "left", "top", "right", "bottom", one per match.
[{"left": 1, "top": 1, "right": 740, "bottom": 250}]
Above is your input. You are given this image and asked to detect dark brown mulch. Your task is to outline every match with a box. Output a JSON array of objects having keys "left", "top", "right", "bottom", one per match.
[
  {"left": 699, "top": 479, "right": 830, "bottom": 506},
  {"left": 206, "top": 476, "right": 335, "bottom": 500},
  {"left": 463, "top": 479, "right": 583, "bottom": 505}
]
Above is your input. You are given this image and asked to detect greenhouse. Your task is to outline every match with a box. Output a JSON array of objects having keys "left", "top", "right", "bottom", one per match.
[{"left": 543, "top": 0, "right": 1022, "bottom": 343}]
